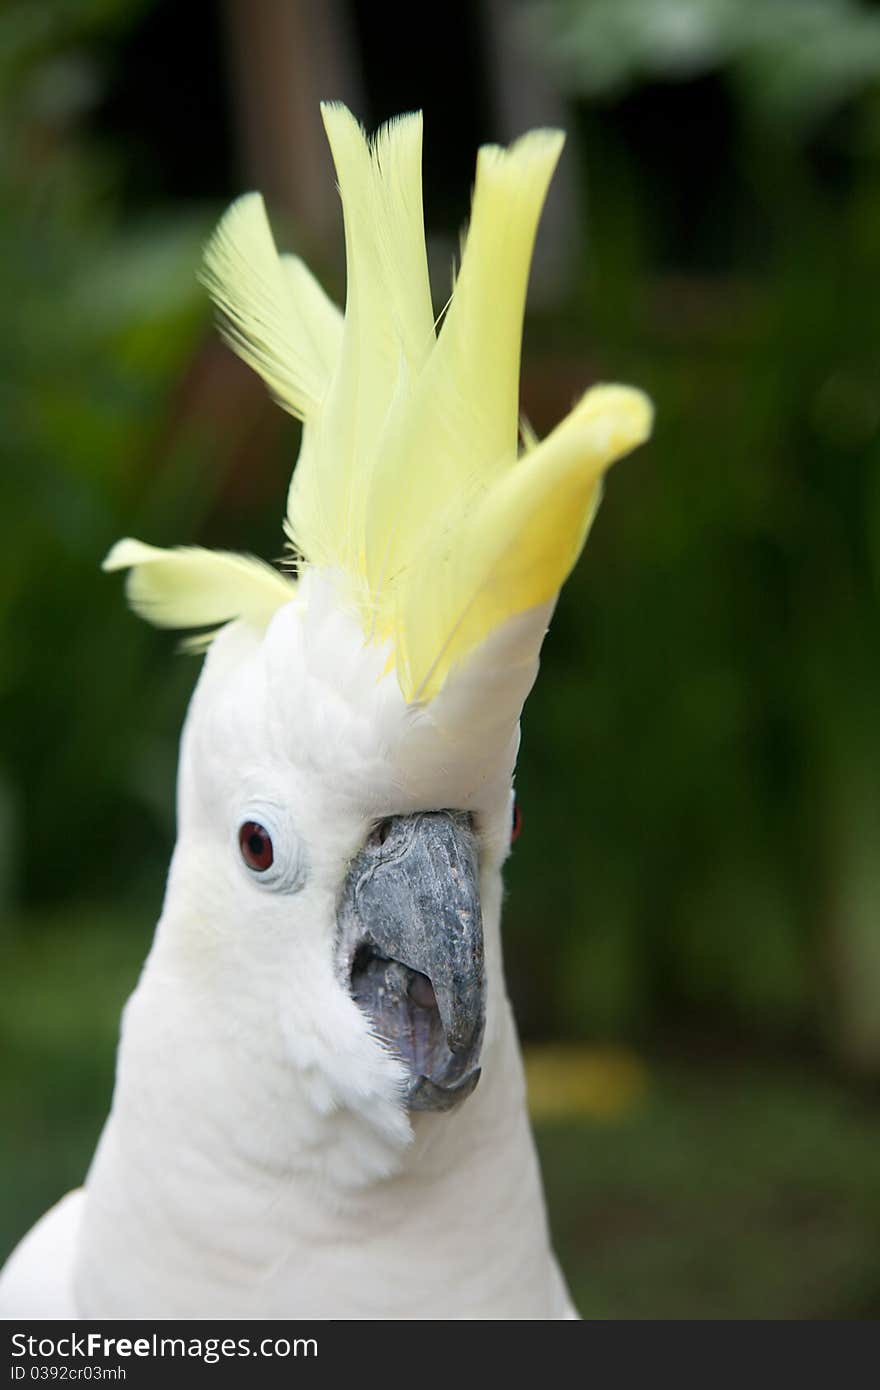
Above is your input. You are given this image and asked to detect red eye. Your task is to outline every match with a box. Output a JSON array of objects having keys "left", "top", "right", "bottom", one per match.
[
  {"left": 239, "top": 821, "right": 274, "bottom": 872},
  {"left": 511, "top": 800, "right": 523, "bottom": 844}
]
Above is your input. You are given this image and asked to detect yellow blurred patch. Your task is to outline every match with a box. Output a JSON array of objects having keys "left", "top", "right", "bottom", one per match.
[{"left": 524, "top": 1044, "right": 648, "bottom": 1122}]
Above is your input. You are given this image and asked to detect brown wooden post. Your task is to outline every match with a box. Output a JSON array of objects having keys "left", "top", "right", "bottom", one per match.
[{"left": 222, "top": 0, "right": 363, "bottom": 265}]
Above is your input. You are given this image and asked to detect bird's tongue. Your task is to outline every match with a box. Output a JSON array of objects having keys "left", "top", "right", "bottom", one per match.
[
  {"left": 406, "top": 970, "right": 437, "bottom": 1011},
  {"left": 350, "top": 951, "right": 445, "bottom": 1083}
]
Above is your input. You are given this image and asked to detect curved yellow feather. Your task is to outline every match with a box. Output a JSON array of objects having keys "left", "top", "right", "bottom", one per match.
[
  {"left": 396, "top": 386, "right": 654, "bottom": 702},
  {"left": 115, "top": 107, "right": 655, "bottom": 707},
  {"left": 200, "top": 193, "right": 342, "bottom": 420},
  {"left": 358, "top": 129, "right": 567, "bottom": 626},
  {"left": 102, "top": 539, "right": 294, "bottom": 637},
  {"left": 285, "top": 105, "right": 434, "bottom": 583}
]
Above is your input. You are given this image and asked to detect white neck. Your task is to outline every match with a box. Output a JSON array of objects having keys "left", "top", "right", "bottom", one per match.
[{"left": 73, "top": 875, "right": 570, "bottom": 1319}]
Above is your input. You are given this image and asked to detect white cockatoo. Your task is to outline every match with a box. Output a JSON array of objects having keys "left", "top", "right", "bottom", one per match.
[{"left": 0, "top": 104, "right": 651, "bottom": 1320}]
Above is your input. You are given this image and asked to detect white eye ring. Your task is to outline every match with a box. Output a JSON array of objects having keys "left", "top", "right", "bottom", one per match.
[{"left": 234, "top": 804, "right": 307, "bottom": 893}]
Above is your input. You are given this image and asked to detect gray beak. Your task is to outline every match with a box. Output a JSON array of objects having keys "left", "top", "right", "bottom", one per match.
[{"left": 336, "top": 811, "right": 485, "bottom": 1111}]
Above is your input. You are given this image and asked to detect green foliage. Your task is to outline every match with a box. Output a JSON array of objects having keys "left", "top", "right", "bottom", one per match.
[
  {"left": 0, "top": 906, "right": 150, "bottom": 1259},
  {"left": 539, "top": 1062, "right": 880, "bottom": 1318},
  {"left": 0, "top": 0, "right": 216, "bottom": 915},
  {"left": 524, "top": 0, "right": 880, "bottom": 132},
  {"left": 504, "top": 16, "right": 880, "bottom": 1058}
]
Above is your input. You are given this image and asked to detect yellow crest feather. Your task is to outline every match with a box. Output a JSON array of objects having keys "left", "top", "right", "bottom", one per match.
[
  {"left": 396, "top": 385, "right": 653, "bottom": 701},
  {"left": 102, "top": 540, "right": 294, "bottom": 639},
  {"left": 106, "top": 106, "right": 654, "bottom": 702},
  {"left": 200, "top": 193, "right": 342, "bottom": 420}
]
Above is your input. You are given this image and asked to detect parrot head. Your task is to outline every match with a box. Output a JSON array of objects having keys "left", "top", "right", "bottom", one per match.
[{"left": 104, "top": 105, "right": 652, "bottom": 1162}]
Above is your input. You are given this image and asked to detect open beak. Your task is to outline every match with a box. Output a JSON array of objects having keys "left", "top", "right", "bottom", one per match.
[{"left": 336, "top": 811, "right": 485, "bottom": 1111}]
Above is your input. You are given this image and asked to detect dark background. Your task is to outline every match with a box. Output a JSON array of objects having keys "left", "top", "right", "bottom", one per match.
[{"left": 3, "top": 0, "right": 880, "bottom": 1318}]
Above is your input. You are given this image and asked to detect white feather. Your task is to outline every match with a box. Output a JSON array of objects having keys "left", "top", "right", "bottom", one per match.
[{"left": 1, "top": 583, "right": 577, "bottom": 1319}]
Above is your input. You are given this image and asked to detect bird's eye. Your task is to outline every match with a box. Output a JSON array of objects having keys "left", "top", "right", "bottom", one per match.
[
  {"left": 239, "top": 821, "right": 274, "bottom": 872},
  {"left": 511, "top": 800, "right": 523, "bottom": 845}
]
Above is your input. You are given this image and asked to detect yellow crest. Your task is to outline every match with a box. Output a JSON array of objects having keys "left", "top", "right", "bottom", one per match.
[{"left": 106, "top": 105, "right": 652, "bottom": 704}]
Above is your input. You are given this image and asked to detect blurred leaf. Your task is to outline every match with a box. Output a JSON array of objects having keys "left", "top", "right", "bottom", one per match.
[{"left": 524, "top": 0, "right": 880, "bottom": 133}]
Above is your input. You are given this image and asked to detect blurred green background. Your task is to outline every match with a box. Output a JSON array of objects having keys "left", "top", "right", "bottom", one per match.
[{"left": 3, "top": 0, "right": 880, "bottom": 1319}]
